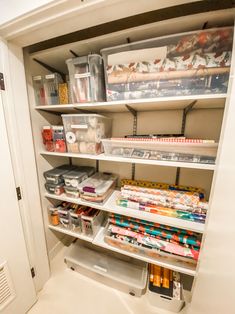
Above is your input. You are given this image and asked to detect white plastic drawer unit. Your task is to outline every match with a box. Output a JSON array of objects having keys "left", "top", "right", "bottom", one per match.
[{"left": 64, "top": 241, "right": 148, "bottom": 297}]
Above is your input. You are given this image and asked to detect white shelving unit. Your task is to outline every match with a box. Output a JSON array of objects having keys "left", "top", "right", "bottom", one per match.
[
  {"left": 40, "top": 151, "right": 216, "bottom": 170},
  {"left": 46, "top": 190, "right": 205, "bottom": 233}
]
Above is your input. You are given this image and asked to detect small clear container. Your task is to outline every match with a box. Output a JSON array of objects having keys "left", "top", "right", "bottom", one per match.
[
  {"left": 63, "top": 170, "right": 88, "bottom": 188},
  {"left": 32, "top": 75, "right": 45, "bottom": 105},
  {"left": 44, "top": 166, "right": 72, "bottom": 184},
  {"left": 62, "top": 114, "right": 112, "bottom": 154},
  {"left": 66, "top": 54, "right": 105, "bottom": 103},
  {"left": 44, "top": 73, "right": 63, "bottom": 105},
  {"left": 48, "top": 206, "right": 60, "bottom": 226},
  {"left": 45, "top": 182, "right": 64, "bottom": 195},
  {"left": 64, "top": 186, "right": 80, "bottom": 198},
  {"left": 81, "top": 210, "right": 105, "bottom": 237}
]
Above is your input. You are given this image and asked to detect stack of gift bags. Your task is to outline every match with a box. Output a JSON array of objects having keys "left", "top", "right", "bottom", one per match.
[
  {"left": 117, "top": 179, "right": 208, "bottom": 223},
  {"left": 106, "top": 213, "right": 201, "bottom": 261}
]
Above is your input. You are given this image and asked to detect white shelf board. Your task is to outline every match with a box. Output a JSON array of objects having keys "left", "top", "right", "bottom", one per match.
[
  {"left": 48, "top": 224, "right": 93, "bottom": 242},
  {"left": 45, "top": 190, "right": 205, "bottom": 233},
  {"left": 93, "top": 226, "right": 197, "bottom": 276},
  {"left": 35, "top": 94, "right": 226, "bottom": 113},
  {"left": 104, "top": 191, "right": 205, "bottom": 233},
  {"left": 40, "top": 151, "right": 216, "bottom": 170}
]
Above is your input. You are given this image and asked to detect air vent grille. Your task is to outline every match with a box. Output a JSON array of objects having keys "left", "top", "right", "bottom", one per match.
[{"left": 0, "top": 262, "right": 15, "bottom": 311}]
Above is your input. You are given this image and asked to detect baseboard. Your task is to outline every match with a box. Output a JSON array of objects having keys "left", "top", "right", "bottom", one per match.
[{"left": 49, "top": 241, "right": 64, "bottom": 261}]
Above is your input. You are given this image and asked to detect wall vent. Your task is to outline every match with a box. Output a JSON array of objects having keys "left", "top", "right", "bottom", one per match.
[{"left": 0, "top": 262, "right": 16, "bottom": 311}]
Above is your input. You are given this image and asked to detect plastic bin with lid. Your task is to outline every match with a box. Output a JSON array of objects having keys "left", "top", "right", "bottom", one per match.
[
  {"left": 64, "top": 186, "right": 80, "bottom": 198},
  {"left": 64, "top": 241, "right": 147, "bottom": 297},
  {"left": 62, "top": 114, "right": 112, "bottom": 154},
  {"left": 44, "top": 73, "right": 63, "bottom": 105},
  {"left": 66, "top": 54, "right": 105, "bottom": 103},
  {"left": 101, "top": 27, "right": 233, "bottom": 101},
  {"left": 63, "top": 170, "right": 88, "bottom": 188},
  {"left": 45, "top": 182, "right": 65, "bottom": 195},
  {"left": 43, "top": 165, "right": 75, "bottom": 184},
  {"left": 102, "top": 138, "right": 217, "bottom": 164}
]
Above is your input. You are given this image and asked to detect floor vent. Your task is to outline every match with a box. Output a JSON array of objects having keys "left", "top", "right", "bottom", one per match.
[{"left": 0, "top": 262, "right": 15, "bottom": 311}]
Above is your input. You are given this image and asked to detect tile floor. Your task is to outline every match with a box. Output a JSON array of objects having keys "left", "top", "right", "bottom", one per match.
[{"left": 28, "top": 246, "right": 188, "bottom": 314}]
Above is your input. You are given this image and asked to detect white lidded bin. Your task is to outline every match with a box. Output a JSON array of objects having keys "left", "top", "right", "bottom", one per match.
[
  {"left": 64, "top": 241, "right": 148, "bottom": 297},
  {"left": 102, "top": 138, "right": 217, "bottom": 164},
  {"left": 62, "top": 114, "right": 112, "bottom": 154}
]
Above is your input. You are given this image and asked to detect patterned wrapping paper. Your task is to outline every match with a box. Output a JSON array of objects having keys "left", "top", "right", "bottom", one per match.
[
  {"left": 108, "top": 215, "right": 201, "bottom": 247},
  {"left": 109, "top": 213, "right": 196, "bottom": 235},
  {"left": 117, "top": 198, "right": 206, "bottom": 223},
  {"left": 108, "top": 224, "right": 199, "bottom": 260},
  {"left": 121, "top": 185, "right": 201, "bottom": 206},
  {"left": 120, "top": 179, "right": 205, "bottom": 198}
]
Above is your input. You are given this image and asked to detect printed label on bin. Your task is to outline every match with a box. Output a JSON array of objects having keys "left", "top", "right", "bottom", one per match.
[
  {"left": 45, "top": 74, "right": 56, "bottom": 79},
  {"left": 71, "top": 124, "right": 88, "bottom": 129},
  {"left": 33, "top": 76, "right": 42, "bottom": 81},
  {"left": 75, "top": 72, "right": 91, "bottom": 79}
]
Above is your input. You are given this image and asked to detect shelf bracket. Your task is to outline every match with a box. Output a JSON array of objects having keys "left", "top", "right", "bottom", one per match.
[
  {"left": 73, "top": 107, "right": 95, "bottom": 114},
  {"left": 175, "top": 100, "right": 197, "bottom": 185},
  {"left": 125, "top": 105, "right": 137, "bottom": 180},
  {"left": 33, "top": 58, "right": 66, "bottom": 82}
]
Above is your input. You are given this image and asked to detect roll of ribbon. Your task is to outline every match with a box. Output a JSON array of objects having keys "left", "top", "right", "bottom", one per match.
[{"left": 66, "top": 131, "right": 76, "bottom": 144}]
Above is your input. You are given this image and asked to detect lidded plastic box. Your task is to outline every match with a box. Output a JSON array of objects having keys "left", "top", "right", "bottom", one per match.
[
  {"left": 64, "top": 186, "right": 80, "bottom": 198},
  {"left": 62, "top": 114, "right": 112, "bottom": 154},
  {"left": 43, "top": 165, "right": 75, "bottom": 184},
  {"left": 44, "top": 73, "right": 63, "bottom": 105},
  {"left": 66, "top": 54, "right": 105, "bottom": 103},
  {"left": 64, "top": 241, "right": 148, "bottom": 297},
  {"left": 63, "top": 170, "right": 88, "bottom": 188},
  {"left": 101, "top": 27, "right": 233, "bottom": 101},
  {"left": 32, "top": 75, "right": 45, "bottom": 105},
  {"left": 45, "top": 182, "right": 64, "bottom": 195}
]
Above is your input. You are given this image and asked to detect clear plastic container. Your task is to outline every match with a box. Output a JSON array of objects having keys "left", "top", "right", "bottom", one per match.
[
  {"left": 32, "top": 75, "right": 45, "bottom": 106},
  {"left": 66, "top": 54, "right": 105, "bottom": 103},
  {"left": 102, "top": 138, "right": 217, "bottom": 164},
  {"left": 48, "top": 206, "right": 60, "bottom": 226},
  {"left": 43, "top": 165, "right": 74, "bottom": 184},
  {"left": 101, "top": 27, "right": 233, "bottom": 101},
  {"left": 81, "top": 210, "right": 105, "bottom": 237},
  {"left": 63, "top": 170, "right": 88, "bottom": 188},
  {"left": 64, "top": 241, "right": 148, "bottom": 297},
  {"left": 58, "top": 208, "right": 70, "bottom": 228},
  {"left": 62, "top": 114, "right": 112, "bottom": 154},
  {"left": 64, "top": 186, "right": 79, "bottom": 198},
  {"left": 45, "top": 182, "right": 65, "bottom": 195},
  {"left": 44, "top": 73, "right": 63, "bottom": 105}
]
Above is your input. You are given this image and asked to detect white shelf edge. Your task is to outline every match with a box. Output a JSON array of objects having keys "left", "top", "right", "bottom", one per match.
[
  {"left": 48, "top": 223, "right": 196, "bottom": 276},
  {"left": 35, "top": 93, "right": 227, "bottom": 112},
  {"left": 45, "top": 191, "right": 205, "bottom": 233},
  {"left": 93, "top": 226, "right": 197, "bottom": 276},
  {"left": 40, "top": 151, "right": 216, "bottom": 171},
  {"left": 48, "top": 224, "right": 93, "bottom": 242}
]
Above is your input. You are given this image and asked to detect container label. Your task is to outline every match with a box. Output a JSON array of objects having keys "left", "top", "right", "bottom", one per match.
[
  {"left": 75, "top": 72, "right": 91, "bottom": 79},
  {"left": 45, "top": 74, "right": 55, "bottom": 79},
  {"left": 71, "top": 124, "right": 88, "bottom": 129}
]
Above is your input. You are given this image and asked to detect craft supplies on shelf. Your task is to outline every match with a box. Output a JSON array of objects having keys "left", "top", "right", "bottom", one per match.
[
  {"left": 44, "top": 165, "right": 95, "bottom": 197},
  {"left": 104, "top": 213, "right": 201, "bottom": 264},
  {"left": 62, "top": 114, "right": 112, "bottom": 154},
  {"left": 101, "top": 27, "right": 233, "bottom": 101},
  {"left": 102, "top": 137, "right": 217, "bottom": 164},
  {"left": 118, "top": 179, "right": 208, "bottom": 223},
  {"left": 32, "top": 75, "right": 45, "bottom": 106},
  {"left": 48, "top": 202, "right": 105, "bottom": 237},
  {"left": 78, "top": 172, "right": 117, "bottom": 203},
  {"left": 44, "top": 73, "right": 63, "bottom": 105},
  {"left": 42, "top": 125, "right": 67, "bottom": 152},
  {"left": 64, "top": 240, "right": 148, "bottom": 296},
  {"left": 66, "top": 54, "right": 106, "bottom": 103},
  {"left": 147, "top": 264, "right": 184, "bottom": 312}
]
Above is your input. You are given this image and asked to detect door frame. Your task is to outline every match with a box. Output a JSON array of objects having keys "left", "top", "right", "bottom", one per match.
[{"left": 0, "top": 38, "right": 50, "bottom": 292}]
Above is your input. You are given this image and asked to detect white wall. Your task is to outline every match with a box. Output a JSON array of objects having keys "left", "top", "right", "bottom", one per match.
[{"left": 0, "top": 0, "right": 56, "bottom": 25}]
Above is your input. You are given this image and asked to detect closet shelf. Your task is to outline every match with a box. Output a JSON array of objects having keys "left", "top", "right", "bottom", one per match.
[
  {"left": 48, "top": 222, "right": 196, "bottom": 276},
  {"left": 45, "top": 190, "right": 205, "bottom": 233},
  {"left": 35, "top": 93, "right": 226, "bottom": 113},
  {"left": 40, "top": 151, "right": 216, "bottom": 171},
  {"left": 48, "top": 224, "right": 94, "bottom": 242}
]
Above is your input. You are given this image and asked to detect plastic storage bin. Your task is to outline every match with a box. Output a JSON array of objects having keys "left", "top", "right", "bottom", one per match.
[
  {"left": 63, "top": 170, "right": 88, "bottom": 188},
  {"left": 64, "top": 241, "right": 148, "bottom": 296},
  {"left": 43, "top": 165, "right": 75, "bottom": 184},
  {"left": 42, "top": 126, "right": 67, "bottom": 153},
  {"left": 102, "top": 138, "right": 218, "bottom": 164},
  {"left": 64, "top": 186, "right": 80, "bottom": 198},
  {"left": 62, "top": 114, "right": 112, "bottom": 154},
  {"left": 101, "top": 27, "right": 233, "bottom": 101},
  {"left": 66, "top": 54, "right": 105, "bottom": 103},
  {"left": 32, "top": 75, "right": 45, "bottom": 106},
  {"left": 146, "top": 270, "right": 184, "bottom": 312},
  {"left": 81, "top": 210, "right": 105, "bottom": 237},
  {"left": 44, "top": 73, "right": 63, "bottom": 105},
  {"left": 45, "top": 182, "right": 65, "bottom": 195}
]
